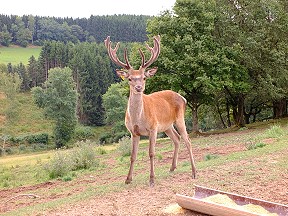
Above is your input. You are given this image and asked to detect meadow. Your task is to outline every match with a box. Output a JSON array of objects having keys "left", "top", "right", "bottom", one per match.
[
  {"left": 0, "top": 46, "right": 41, "bottom": 65},
  {"left": 0, "top": 118, "right": 288, "bottom": 215}
]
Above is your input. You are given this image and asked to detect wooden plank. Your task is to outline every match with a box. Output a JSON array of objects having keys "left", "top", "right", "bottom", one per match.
[{"left": 176, "top": 194, "right": 259, "bottom": 216}]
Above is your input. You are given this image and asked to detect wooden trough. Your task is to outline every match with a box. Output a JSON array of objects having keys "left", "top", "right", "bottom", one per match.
[{"left": 176, "top": 185, "right": 288, "bottom": 216}]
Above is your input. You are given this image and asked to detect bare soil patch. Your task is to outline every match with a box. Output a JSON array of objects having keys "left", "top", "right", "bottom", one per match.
[{"left": 0, "top": 92, "right": 6, "bottom": 100}]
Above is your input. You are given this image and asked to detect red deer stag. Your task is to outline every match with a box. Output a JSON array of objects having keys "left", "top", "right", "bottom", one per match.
[{"left": 104, "top": 35, "right": 196, "bottom": 186}]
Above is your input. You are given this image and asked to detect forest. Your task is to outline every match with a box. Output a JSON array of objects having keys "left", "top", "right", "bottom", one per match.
[
  {"left": 0, "top": 0, "right": 288, "bottom": 147},
  {"left": 0, "top": 14, "right": 150, "bottom": 46}
]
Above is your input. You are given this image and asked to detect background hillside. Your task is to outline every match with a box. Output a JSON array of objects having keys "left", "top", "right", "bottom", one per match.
[{"left": 0, "top": 14, "right": 150, "bottom": 47}]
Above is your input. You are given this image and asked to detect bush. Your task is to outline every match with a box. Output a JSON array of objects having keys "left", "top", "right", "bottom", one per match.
[
  {"left": 45, "top": 151, "right": 73, "bottom": 179},
  {"left": 45, "top": 141, "right": 99, "bottom": 179},
  {"left": 26, "top": 133, "right": 49, "bottom": 144},
  {"left": 99, "top": 131, "right": 130, "bottom": 144},
  {"left": 74, "top": 126, "right": 94, "bottom": 141},
  {"left": 99, "top": 133, "right": 112, "bottom": 144},
  {"left": 117, "top": 136, "right": 131, "bottom": 157},
  {"left": 71, "top": 141, "right": 99, "bottom": 170},
  {"left": 9, "top": 133, "right": 49, "bottom": 145},
  {"left": 264, "top": 125, "right": 285, "bottom": 138}
]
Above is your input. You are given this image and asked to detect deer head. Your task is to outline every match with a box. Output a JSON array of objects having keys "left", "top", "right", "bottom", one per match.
[{"left": 104, "top": 35, "right": 160, "bottom": 93}]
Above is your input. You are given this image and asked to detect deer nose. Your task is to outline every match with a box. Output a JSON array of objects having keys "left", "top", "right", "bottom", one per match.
[{"left": 135, "top": 85, "right": 143, "bottom": 92}]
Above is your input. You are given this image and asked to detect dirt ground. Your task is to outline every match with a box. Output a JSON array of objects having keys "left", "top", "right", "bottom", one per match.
[{"left": 1, "top": 129, "right": 288, "bottom": 216}]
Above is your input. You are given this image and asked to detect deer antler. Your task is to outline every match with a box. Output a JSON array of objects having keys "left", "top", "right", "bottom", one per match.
[
  {"left": 104, "top": 36, "right": 132, "bottom": 70},
  {"left": 139, "top": 35, "right": 161, "bottom": 69}
]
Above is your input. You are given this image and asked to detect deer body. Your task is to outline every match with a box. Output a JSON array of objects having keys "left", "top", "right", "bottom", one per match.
[
  {"left": 126, "top": 90, "right": 185, "bottom": 136},
  {"left": 104, "top": 36, "right": 196, "bottom": 186}
]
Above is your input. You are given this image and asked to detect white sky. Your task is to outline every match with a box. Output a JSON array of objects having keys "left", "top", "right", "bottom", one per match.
[{"left": 0, "top": 0, "right": 176, "bottom": 18}]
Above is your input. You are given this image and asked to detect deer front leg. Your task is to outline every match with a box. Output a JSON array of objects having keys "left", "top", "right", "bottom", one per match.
[
  {"left": 125, "top": 135, "right": 140, "bottom": 184},
  {"left": 149, "top": 130, "right": 157, "bottom": 187}
]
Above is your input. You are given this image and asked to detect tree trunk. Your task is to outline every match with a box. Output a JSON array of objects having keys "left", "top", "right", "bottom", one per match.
[
  {"left": 216, "top": 104, "right": 226, "bottom": 128},
  {"left": 232, "top": 94, "right": 245, "bottom": 127},
  {"left": 191, "top": 106, "right": 199, "bottom": 132},
  {"left": 225, "top": 100, "right": 232, "bottom": 127},
  {"left": 273, "top": 98, "right": 287, "bottom": 119}
]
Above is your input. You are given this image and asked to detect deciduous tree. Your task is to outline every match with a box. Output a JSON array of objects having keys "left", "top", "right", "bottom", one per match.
[{"left": 32, "top": 67, "right": 77, "bottom": 148}]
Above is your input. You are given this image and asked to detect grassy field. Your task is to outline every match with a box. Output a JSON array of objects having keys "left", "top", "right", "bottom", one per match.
[
  {"left": 0, "top": 92, "right": 53, "bottom": 136},
  {"left": 0, "top": 46, "right": 41, "bottom": 65},
  {"left": 0, "top": 121, "right": 288, "bottom": 215}
]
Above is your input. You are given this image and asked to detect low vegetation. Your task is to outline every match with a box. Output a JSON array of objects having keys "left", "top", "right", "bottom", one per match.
[{"left": 0, "top": 46, "right": 41, "bottom": 65}]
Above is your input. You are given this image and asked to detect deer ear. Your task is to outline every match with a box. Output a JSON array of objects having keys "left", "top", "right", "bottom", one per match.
[
  {"left": 116, "top": 69, "right": 129, "bottom": 80},
  {"left": 144, "top": 67, "right": 158, "bottom": 78}
]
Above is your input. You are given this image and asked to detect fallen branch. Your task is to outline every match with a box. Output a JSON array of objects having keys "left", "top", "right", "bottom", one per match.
[{"left": 5, "top": 194, "right": 40, "bottom": 203}]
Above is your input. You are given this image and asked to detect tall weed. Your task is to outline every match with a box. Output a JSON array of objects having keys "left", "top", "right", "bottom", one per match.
[
  {"left": 45, "top": 150, "right": 73, "bottom": 179},
  {"left": 264, "top": 124, "right": 285, "bottom": 138},
  {"left": 117, "top": 136, "right": 131, "bottom": 157},
  {"left": 45, "top": 140, "right": 99, "bottom": 179}
]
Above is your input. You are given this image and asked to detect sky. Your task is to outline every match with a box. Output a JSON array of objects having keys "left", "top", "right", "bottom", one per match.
[{"left": 0, "top": 0, "right": 176, "bottom": 18}]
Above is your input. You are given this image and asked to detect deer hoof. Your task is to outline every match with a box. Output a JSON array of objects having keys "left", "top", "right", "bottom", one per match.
[
  {"left": 149, "top": 178, "right": 155, "bottom": 187},
  {"left": 170, "top": 166, "right": 176, "bottom": 172},
  {"left": 192, "top": 172, "right": 196, "bottom": 179},
  {"left": 125, "top": 178, "right": 132, "bottom": 184}
]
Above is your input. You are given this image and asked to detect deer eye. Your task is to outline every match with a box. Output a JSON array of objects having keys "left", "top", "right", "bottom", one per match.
[
  {"left": 128, "top": 78, "right": 132, "bottom": 81},
  {"left": 143, "top": 77, "right": 146, "bottom": 81}
]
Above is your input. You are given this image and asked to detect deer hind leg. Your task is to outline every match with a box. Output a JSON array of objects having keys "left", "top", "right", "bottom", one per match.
[
  {"left": 175, "top": 119, "right": 196, "bottom": 179},
  {"left": 165, "top": 126, "right": 181, "bottom": 172},
  {"left": 125, "top": 135, "right": 140, "bottom": 184}
]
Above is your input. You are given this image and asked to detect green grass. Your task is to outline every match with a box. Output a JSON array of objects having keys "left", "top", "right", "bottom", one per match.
[
  {"left": 0, "top": 92, "right": 53, "bottom": 136},
  {"left": 0, "top": 46, "right": 41, "bottom": 65}
]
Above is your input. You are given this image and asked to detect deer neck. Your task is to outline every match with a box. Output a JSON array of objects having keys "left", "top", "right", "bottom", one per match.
[{"left": 128, "top": 90, "right": 144, "bottom": 122}]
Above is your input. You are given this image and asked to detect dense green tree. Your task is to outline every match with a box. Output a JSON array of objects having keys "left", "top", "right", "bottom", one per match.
[
  {"left": 147, "top": 0, "right": 222, "bottom": 132},
  {"left": 0, "top": 14, "right": 149, "bottom": 46},
  {"left": 102, "top": 81, "right": 129, "bottom": 143},
  {"left": 32, "top": 67, "right": 77, "bottom": 148},
  {"left": 69, "top": 43, "right": 114, "bottom": 126},
  {"left": 0, "top": 71, "right": 21, "bottom": 123},
  {"left": 27, "top": 15, "right": 35, "bottom": 44},
  {"left": 27, "top": 55, "right": 38, "bottom": 88},
  {"left": 15, "top": 62, "right": 30, "bottom": 91},
  {"left": 103, "top": 81, "right": 128, "bottom": 124},
  {"left": 215, "top": 0, "right": 288, "bottom": 123},
  {"left": 16, "top": 28, "right": 32, "bottom": 47},
  {"left": 0, "top": 25, "right": 12, "bottom": 46}
]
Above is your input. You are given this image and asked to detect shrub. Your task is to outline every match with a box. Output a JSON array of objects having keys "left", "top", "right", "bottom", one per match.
[
  {"left": 117, "top": 136, "right": 131, "bottom": 157},
  {"left": 9, "top": 133, "right": 49, "bottom": 145},
  {"left": 71, "top": 141, "right": 99, "bottom": 170},
  {"left": 45, "top": 151, "right": 73, "bottom": 179},
  {"left": 99, "top": 133, "right": 112, "bottom": 144},
  {"left": 74, "top": 126, "right": 94, "bottom": 141},
  {"left": 264, "top": 125, "right": 285, "bottom": 138},
  {"left": 45, "top": 141, "right": 99, "bottom": 179},
  {"left": 26, "top": 133, "right": 49, "bottom": 144}
]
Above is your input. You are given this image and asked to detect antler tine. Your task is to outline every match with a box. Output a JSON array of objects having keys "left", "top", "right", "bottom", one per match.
[
  {"left": 104, "top": 36, "right": 131, "bottom": 70},
  {"left": 139, "top": 35, "right": 161, "bottom": 69}
]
